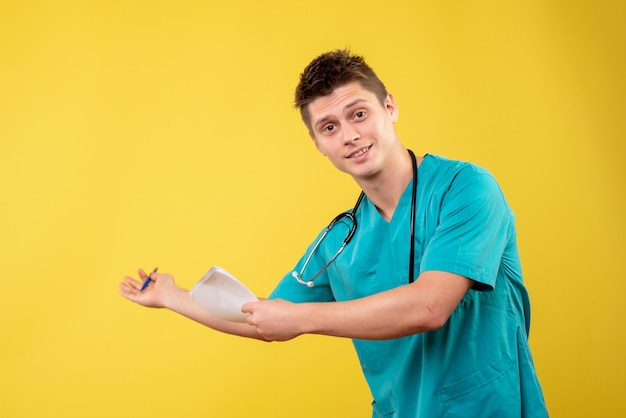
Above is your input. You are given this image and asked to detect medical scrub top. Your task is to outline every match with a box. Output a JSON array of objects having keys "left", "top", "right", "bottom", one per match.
[{"left": 270, "top": 154, "right": 548, "bottom": 418}]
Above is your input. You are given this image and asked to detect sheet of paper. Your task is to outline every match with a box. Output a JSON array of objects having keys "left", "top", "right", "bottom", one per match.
[{"left": 189, "top": 266, "right": 257, "bottom": 322}]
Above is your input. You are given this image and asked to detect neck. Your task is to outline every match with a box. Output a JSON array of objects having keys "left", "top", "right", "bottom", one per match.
[{"left": 356, "top": 148, "right": 419, "bottom": 222}]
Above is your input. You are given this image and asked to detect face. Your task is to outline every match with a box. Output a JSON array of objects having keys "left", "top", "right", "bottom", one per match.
[{"left": 307, "top": 82, "right": 399, "bottom": 181}]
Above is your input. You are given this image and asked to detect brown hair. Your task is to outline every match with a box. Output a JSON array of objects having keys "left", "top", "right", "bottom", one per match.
[{"left": 294, "top": 49, "right": 388, "bottom": 130}]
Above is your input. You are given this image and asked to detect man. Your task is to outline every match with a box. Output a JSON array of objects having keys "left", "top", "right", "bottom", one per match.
[{"left": 120, "top": 49, "right": 548, "bottom": 417}]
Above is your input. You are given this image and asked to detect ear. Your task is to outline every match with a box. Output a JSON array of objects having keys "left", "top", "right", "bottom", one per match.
[
  {"left": 385, "top": 93, "right": 399, "bottom": 123},
  {"left": 309, "top": 130, "right": 327, "bottom": 156}
]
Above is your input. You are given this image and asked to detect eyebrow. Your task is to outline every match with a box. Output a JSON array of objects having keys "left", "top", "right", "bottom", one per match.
[{"left": 313, "top": 98, "right": 369, "bottom": 130}]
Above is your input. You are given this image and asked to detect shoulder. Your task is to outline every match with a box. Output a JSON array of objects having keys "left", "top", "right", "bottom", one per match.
[
  {"left": 419, "top": 154, "right": 512, "bottom": 219},
  {"left": 421, "top": 154, "right": 492, "bottom": 177},
  {"left": 420, "top": 154, "right": 499, "bottom": 192}
]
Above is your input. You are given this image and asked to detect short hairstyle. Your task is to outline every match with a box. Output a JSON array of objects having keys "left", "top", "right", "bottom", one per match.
[{"left": 294, "top": 49, "right": 388, "bottom": 130}]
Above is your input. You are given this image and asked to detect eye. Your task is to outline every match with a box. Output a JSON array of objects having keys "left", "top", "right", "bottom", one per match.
[
  {"left": 322, "top": 124, "right": 336, "bottom": 133},
  {"left": 354, "top": 110, "right": 367, "bottom": 120}
]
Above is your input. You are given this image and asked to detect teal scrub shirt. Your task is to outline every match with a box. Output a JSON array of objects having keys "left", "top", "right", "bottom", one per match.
[{"left": 270, "top": 154, "right": 548, "bottom": 417}]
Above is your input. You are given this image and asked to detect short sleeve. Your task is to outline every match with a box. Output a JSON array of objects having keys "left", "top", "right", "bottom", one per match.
[
  {"left": 269, "top": 228, "right": 339, "bottom": 303},
  {"left": 420, "top": 168, "right": 513, "bottom": 291},
  {"left": 269, "top": 268, "right": 336, "bottom": 302}
]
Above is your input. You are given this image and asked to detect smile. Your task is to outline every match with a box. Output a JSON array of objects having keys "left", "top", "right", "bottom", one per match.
[{"left": 348, "top": 146, "right": 371, "bottom": 159}]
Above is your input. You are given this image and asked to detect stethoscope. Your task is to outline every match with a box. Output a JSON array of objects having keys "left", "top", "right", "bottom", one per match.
[{"left": 292, "top": 149, "right": 418, "bottom": 287}]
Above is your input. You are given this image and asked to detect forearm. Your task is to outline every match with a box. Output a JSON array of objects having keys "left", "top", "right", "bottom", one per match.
[
  {"left": 297, "top": 271, "right": 472, "bottom": 340},
  {"left": 163, "top": 286, "right": 265, "bottom": 340},
  {"left": 297, "top": 287, "right": 431, "bottom": 340}
]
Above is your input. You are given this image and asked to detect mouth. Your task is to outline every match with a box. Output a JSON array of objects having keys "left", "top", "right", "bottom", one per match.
[{"left": 347, "top": 145, "right": 372, "bottom": 159}]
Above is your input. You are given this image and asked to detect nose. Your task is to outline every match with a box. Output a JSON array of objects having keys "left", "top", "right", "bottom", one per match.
[{"left": 342, "top": 123, "right": 360, "bottom": 144}]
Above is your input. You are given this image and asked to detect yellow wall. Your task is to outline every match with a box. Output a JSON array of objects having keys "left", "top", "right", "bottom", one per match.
[{"left": 1, "top": 1, "right": 624, "bottom": 416}]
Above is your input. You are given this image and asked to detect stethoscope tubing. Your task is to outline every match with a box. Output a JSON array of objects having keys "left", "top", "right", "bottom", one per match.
[{"left": 293, "top": 149, "right": 418, "bottom": 287}]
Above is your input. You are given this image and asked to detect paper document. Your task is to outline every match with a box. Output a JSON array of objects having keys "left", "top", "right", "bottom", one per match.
[{"left": 189, "top": 266, "right": 257, "bottom": 322}]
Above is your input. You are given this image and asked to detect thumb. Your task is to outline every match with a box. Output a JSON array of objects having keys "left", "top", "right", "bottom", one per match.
[{"left": 241, "top": 300, "right": 256, "bottom": 314}]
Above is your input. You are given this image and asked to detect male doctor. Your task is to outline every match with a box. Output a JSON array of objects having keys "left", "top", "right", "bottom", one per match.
[{"left": 120, "top": 49, "right": 548, "bottom": 417}]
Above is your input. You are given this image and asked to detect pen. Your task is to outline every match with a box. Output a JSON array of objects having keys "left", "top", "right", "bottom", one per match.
[{"left": 140, "top": 267, "right": 158, "bottom": 292}]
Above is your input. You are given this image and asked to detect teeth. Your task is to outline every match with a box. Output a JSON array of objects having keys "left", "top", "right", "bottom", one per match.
[{"left": 351, "top": 147, "right": 369, "bottom": 158}]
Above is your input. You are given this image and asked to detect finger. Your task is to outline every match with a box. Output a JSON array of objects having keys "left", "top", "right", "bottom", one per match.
[
  {"left": 119, "top": 282, "right": 139, "bottom": 300},
  {"left": 123, "top": 276, "right": 142, "bottom": 290}
]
